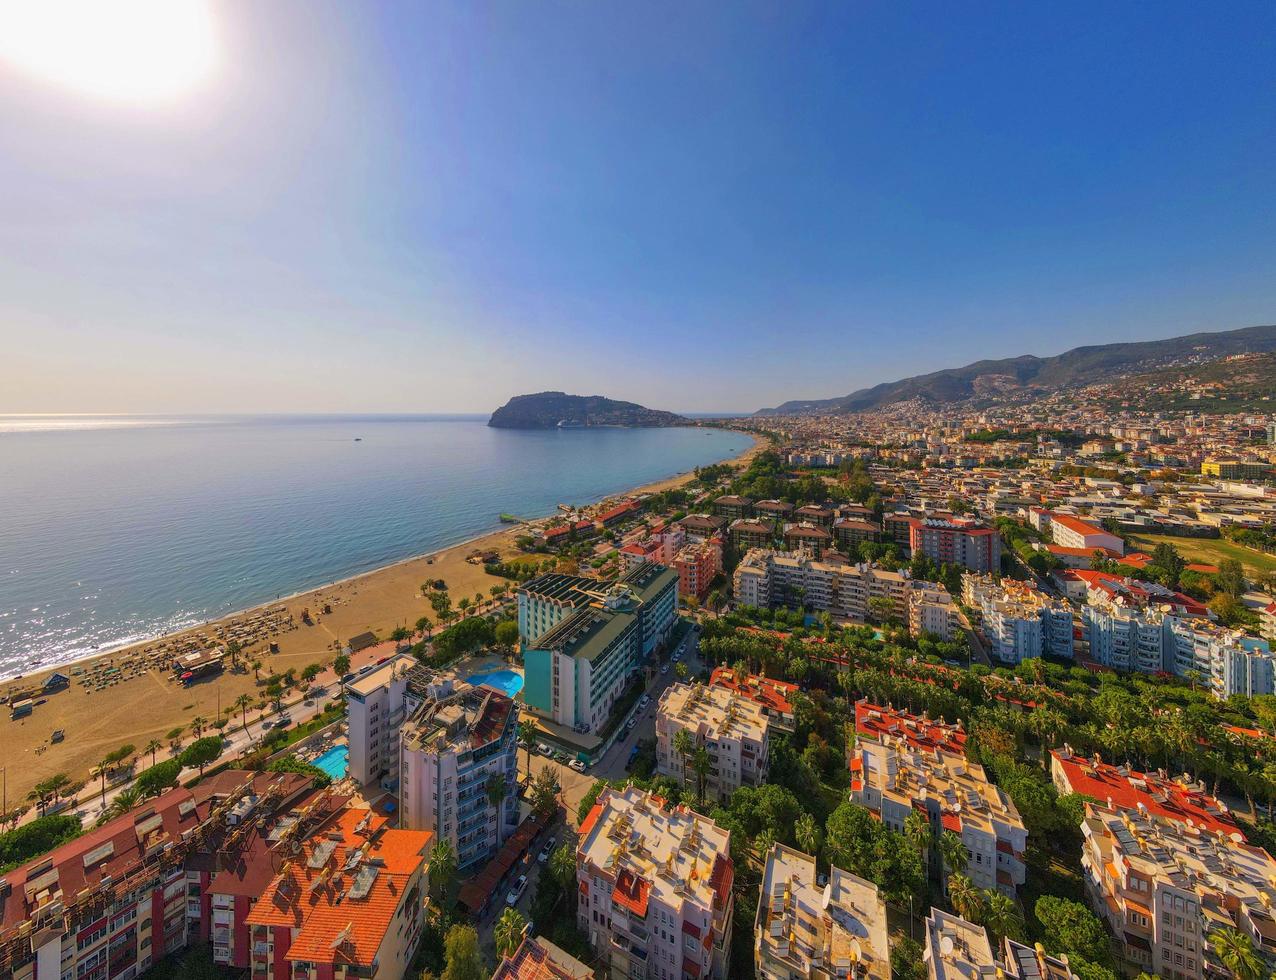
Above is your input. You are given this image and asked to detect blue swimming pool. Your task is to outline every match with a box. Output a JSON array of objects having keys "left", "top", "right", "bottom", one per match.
[
  {"left": 465, "top": 668, "right": 524, "bottom": 698},
  {"left": 311, "top": 744, "right": 349, "bottom": 780}
]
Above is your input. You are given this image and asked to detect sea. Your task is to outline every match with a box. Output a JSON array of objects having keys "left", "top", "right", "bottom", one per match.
[{"left": 0, "top": 415, "right": 753, "bottom": 679}]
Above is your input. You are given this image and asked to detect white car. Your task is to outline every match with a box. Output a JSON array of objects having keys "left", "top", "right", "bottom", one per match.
[
  {"left": 660, "top": 664, "right": 668, "bottom": 675},
  {"left": 506, "top": 875, "right": 528, "bottom": 906},
  {"left": 538, "top": 837, "right": 557, "bottom": 864},
  {"left": 569, "top": 759, "right": 586, "bottom": 773},
  {"left": 639, "top": 695, "right": 651, "bottom": 709},
  {"left": 536, "top": 743, "right": 551, "bottom": 756}
]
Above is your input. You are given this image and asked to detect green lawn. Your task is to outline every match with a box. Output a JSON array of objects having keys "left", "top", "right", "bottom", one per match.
[{"left": 1129, "top": 532, "right": 1276, "bottom": 579}]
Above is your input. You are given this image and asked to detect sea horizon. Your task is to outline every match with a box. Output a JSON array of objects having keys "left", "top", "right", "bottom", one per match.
[{"left": 0, "top": 415, "right": 753, "bottom": 679}]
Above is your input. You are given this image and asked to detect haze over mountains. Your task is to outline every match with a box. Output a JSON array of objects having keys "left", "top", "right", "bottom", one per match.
[{"left": 755, "top": 324, "right": 1276, "bottom": 417}]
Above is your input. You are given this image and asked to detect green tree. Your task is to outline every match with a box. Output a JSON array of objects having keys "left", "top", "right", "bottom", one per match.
[
  {"left": 485, "top": 771, "right": 507, "bottom": 817},
  {"left": 1216, "top": 558, "right": 1247, "bottom": 599},
  {"left": 135, "top": 759, "right": 181, "bottom": 797},
  {"left": 795, "top": 812, "right": 822, "bottom": 856},
  {"left": 430, "top": 838, "right": 457, "bottom": 907},
  {"left": 494, "top": 907, "right": 527, "bottom": 960},
  {"left": 983, "top": 890, "right": 1023, "bottom": 946},
  {"left": 577, "top": 781, "right": 607, "bottom": 824},
  {"left": 549, "top": 842, "right": 577, "bottom": 892},
  {"left": 1034, "top": 896, "right": 1111, "bottom": 965},
  {"left": 144, "top": 738, "right": 163, "bottom": 767},
  {"left": 495, "top": 619, "right": 520, "bottom": 652},
  {"left": 529, "top": 767, "right": 561, "bottom": 819},
  {"left": 938, "top": 830, "right": 969, "bottom": 875},
  {"left": 441, "top": 924, "right": 485, "bottom": 980},
  {"left": 101, "top": 786, "right": 143, "bottom": 823},
  {"left": 1152, "top": 542, "right": 1186, "bottom": 587},
  {"left": 301, "top": 663, "right": 323, "bottom": 683},
  {"left": 947, "top": 873, "right": 986, "bottom": 923},
  {"left": 179, "top": 736, "right": 224, "bottom": 776},
  {"left": 518, "top": 721, "right": 538, "bottom": 782},
  {"left": 333, "top": 654, "right": 351, "bottom": 676},
  {"left": 673, "top": 728, "right": 694, "bottom": 785},
  {"left": 1210, "top": 927, "right": 1265, "bottom": 980},
  {"left": 234, "top": 693, "right": 254, "bottom": 733}
]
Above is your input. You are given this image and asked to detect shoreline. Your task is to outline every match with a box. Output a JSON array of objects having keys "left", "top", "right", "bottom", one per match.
[{"left": 0, "top": 430, "right": 763, "bottom": 805}]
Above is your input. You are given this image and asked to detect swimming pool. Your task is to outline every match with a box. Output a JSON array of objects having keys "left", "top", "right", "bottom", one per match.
[
  {"left": 465, "top": 668, "right": 524, "bottom": 698},
  {"left": 311, "top": 744, "right": 349, "bottom": 780}
]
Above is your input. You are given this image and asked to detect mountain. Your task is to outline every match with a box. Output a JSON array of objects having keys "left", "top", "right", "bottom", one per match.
[
  {"left": 755, "top": 324, "right": 1276, "bottom": 416},
  {"left": 488, "top": 391, "right": 690, "bottom": 429}
]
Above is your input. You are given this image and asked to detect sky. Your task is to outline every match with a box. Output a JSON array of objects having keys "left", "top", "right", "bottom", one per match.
[{"left": 2, "top": 2, "right": 1274, "bottom": 415}]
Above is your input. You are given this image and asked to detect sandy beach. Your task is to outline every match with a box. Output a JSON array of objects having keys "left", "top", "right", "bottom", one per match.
[{"left": 0, "top": 431, "right": 762, "bottom": 808}]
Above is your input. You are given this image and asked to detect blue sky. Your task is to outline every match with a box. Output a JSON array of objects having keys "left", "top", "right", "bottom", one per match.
[{"left": 2, "top": 1, "right": 1274, "bottom": 414}]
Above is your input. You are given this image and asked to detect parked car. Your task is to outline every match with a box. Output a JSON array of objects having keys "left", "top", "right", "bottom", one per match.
[
  {"left": 506, "top": 875, "right": 528, "bottom": 906},
  {"left": 625, "top": 717, "right": 637, "bottom": 731},
  {"left": 639, "top": 694, "right": 651, "bottom": 709},
  {"left": 536, "top": 743, "right": 551, "bottom": 756},
  {"left": 569, "top": 759, "right": 586, "bottom": 773},
  {"left": 537, "top": 837, "right": 558, "bottom": 864},
  {"left": 340, "top": 673, "right": 355, "bottom": 684},
  {"left": 660, "top": 664, "right": 668, "bottom": 675},
  {"left": 553, "top": 751, "right": 568, "bottom": 764}
]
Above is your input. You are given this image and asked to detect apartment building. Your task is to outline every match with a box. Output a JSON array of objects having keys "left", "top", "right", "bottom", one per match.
[
  {"left": 713, "top": 495, "right": 754, "bottom": 521},
  {"left": 881, "top": 512, "right": 915, "bottom": 548},
  {"left": 1050, "top": 514, "right": 1125, "bottom": 556},
  {"left": 792, "top": 504, "right": 836, "bottom": 528},
  {"left": 0, "top": 771, "right": 316, "bottom": 980},
  {"left": 245, "top": 806, "right": 433, "bottom": 980},
  {"left": 1080, "top": 801, "right": 1276, "bottom": 979},
  {"left": 677, "top": 515, "right": 728, "bottom": 543},
  {"left": 1201, "top": 458, "right": 1272, "bottom": 481},
  {"left": 732, "top": 549, "right": 915, "bottom": 623},
  {"left": 620, "top": 526, "right": 687, "bottom": 573},
  {"left": 962, "top": 573, "right": 1074, "bottom": 663},
  {"left": 855, "top": 700, "right": 967, "bottom": 756},
  {"left": 754, "top": 844, "right": 889, "bottom": 980},
  {"left": 655, "top": 682, "right": 770, "bottom": 802},
  {"left": 576, "top": 785, "right": 734, "bottom": 980},
  {"left": 491, "top": 935, "right": 595, "bottom": 980},
  {"left": 399, "top": 685, "right": 520, "bottom": 873},
  {"left": 1082, "top": 603, "right": 1168, "bottom": 675},
  {"left": 909, "top": 518, "right": 1001, "bottom": 572},
  {"left": 1050, "top": 748, "right": 1241, "bottom": 838},
  {"left": 924, "top": 908, "right": 1079, "bottom": 980},
  {"left": 673, "top": 540, "right": 722, "bottom": 602},
  {"left": 754, "top": 499, "right": 795, "bottom": 522},
  {"left": 849, "top": 739, "right": 1027, "bottom": 896},
  {"left": 908, "top": 581, "right": 960, "bottom": 641},
  {"left": 520, "top": 564, "right": 679, "bottom": 734},
  {"left": 783, "top": 522, "right": 834, "bottom": 558},
  {"left": 708, "top": 666, "right": 797, "bottom": 732},
  {"left": 832, "top": 518, "right": 881, "bottom": 551},
  {"left": 729, "top": 519, "right": 776, "bottom": 552},
  {"left": 345, "top": 653, "right": 461, "bottom": 787}
]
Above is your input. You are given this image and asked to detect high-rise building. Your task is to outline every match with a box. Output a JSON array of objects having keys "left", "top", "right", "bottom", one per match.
[
  {"left": 399, "top": 685, "right": 520, "bottom": 873},
  {"left": 732, "top": 550, "right": 916, "bottom": 624},
  {"left": 656, "top": 681, "right": 771, "bottom": 802},
  {"left": 754, "top": 844, "right": 889, "bottom": 980},
  {"left": 576, "top": 786, "right": 734, "bottom": 980},
  {"left": 962, "top": 573, "right": 1073, "bottom": 663},
  {"left": 908, "top": 518, "right": 1001, "bottom": 572}
]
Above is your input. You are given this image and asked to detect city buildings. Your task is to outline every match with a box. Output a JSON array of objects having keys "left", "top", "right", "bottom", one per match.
[
  {"left": 732, "top": 549, "right": 916, "bottom": 624},
  {"left": 655, "top": 681, "right": 771, "bottom": 802},
  {"left": 1050, "top": 748, "right": 1241, "bottom": 838},
  {"left": 832, "top": 517, "right": 881, "bottom": 551},
  {"left": 713, "top": 495, "right": 753, "bottom": 521},
  {"left": 673, "top": 540, "right": 722, "bottom": 602},
  {"left": 491, "top": 935, "right": 595, "bottom": 980},
  {"left": 962, "top": 573, "right": 1074, "bottom": 663},
  {"left": 782, "top": 522, "right": 834, "bottom": 558},
  {"left": 908, "top": 518, "right": 1001, "bottom": 572},
  {"left": 519, "top": 563, "right": 678, "bottom": 734},
  {"left": 754, "top": 843, "right": 889, "bottom": 980},
  {"left": 1048, "top": 513, "right": 1125, "bottom": 556},
  {"left": 399, "top": 685, "right": 520, "bottom": 873},
  {"left": 855, "top": 700, "right": 967, "bottom": 756},
  {"left": 908, "top": 581, "right": 960, "bottom": 641},
  {"left": 849, "top": 738, "right": 1027, "bottom": 895},
  {"left": 576, "top": 785, "right": 734, "bottom": 980},
  {"left": 754, "top": 499, "right": 795, "bottom": 522},
  {"left": 923, "top": 908, "right": 1080, "bottom": 980},
  {"left": 708, "top": 666, "right": 797, "bottom": 732},
  {"left": 245, "top": 805, "right": 433, "bottom": 980},
  {"left": 729, "top": 519, "right": 776, "bottom": 553},
  {"left": 1080, "top": 801, "right": 1276, "bottom": 979},
  {"left": 678, "top": 514, "right": 728, "bottom": 543},
  {"left": 1201, "top": 458, "right": 1272, "bottom": 481}
]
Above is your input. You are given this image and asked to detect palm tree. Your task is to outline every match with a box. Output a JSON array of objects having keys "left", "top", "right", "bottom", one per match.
[
  {"left": 430, "top": 838, "right": 457, "bottom": 906},
  {"left": 938, "top": 831, "right": 969, "bottom": 876},
  {"left": 674, "top": 662, "right": 689, "bottom": 681},
  {"left": 549, "top": 842, "right": 576, "bottom": 891},
  {"left": 673, "top": 728, "right": 694, "bottom": 787},
  {"left": 691, "top": 746, "right": 710, "bottom": 803},
  {"left": 518, "top": 722, "right": 538, "bottom": 783},
  {"left": 903, "top": 811, "right": 932, "bottom": 863},
  {"left": 494, "top": 907, "right": 527, "bottom": 960},
  {"left": 983, "top": 891, "right": 1022, "bottom": 946},
  {"left": 947, "top": 874, "right": 986, "bottom": 924},
  {"left": 91, "top": 757, "right": 112, "bottom": 806},
  {"left": 251, "top": 659, "right": 263, "bottom": 682},
  {"left": 795, "top": 813, "right": 822, "bottom": 856},
  {"left": 234, "top": 693, "right": 254, "bottom": 734},
  {"left": 191, "top": 715, "right": 207, "bottom": 739},
  {"left": 101, "top": 786, "right": 143, "bottom": 824},
  {"left": 144, "top": 739, "right": 163, "bottom": 768},
  {"left": 485, "top": 771, "right": 507, "bottom": 819},
  {"left": 1211, "top": 927, "right": 1266, "bottom": 980}
]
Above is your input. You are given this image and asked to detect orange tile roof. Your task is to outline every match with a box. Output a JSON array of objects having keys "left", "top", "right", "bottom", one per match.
[
  {"left": 245, "top": 807, "right": 433, "bottom": 966},
  {"left": 611, "top": 868, "right": 651, "bottom": 917},
  {"left": 855, "top": 700, "right": 967, "bottom": 754},
  {"left": 709, "top": 666, "right": 797, "bottom": 715}
]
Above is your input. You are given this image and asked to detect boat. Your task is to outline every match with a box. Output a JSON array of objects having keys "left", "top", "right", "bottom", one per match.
[
  {"left": 556, "top": 419, "right": 585, "bottom": 428},
  {"left": 354, "top": 437, "right": 362, "bottom": 441}
]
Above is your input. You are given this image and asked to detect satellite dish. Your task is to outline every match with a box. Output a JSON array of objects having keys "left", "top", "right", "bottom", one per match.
[
  {"left": 1231, "top": 832, "right": 1245, "bottom": 843},
  {"left": 940, "top": 936, "right": 954, "bottom": 957},
  {"left": 849, "top": 939, "right": 862, "bottom": 963}
]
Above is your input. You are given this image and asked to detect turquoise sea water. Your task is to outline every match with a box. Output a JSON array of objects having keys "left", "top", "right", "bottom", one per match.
[
  {"left": 0, "top": 415, "right": 752, "bottom": 678},
  {"left": 465, "top": 668, "right": 525, "bottom": 698}
]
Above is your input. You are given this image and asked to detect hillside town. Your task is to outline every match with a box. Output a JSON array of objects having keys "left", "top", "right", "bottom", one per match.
[{"left": 4, "top": 358, "right": 1276, "bottom": 980}]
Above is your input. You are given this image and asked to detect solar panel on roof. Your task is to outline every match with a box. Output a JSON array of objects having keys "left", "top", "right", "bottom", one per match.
[{"left": 347, "top": 864, "right": 379, "bottom": 900}]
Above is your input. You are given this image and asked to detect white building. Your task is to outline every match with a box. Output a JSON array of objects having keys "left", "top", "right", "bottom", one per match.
[
  {"left": 962, "top": 573, "right": 1073, "bottom": 663},
  {"left": 656, "top": 682, "right": 770, "bottom": 802},
  {"left": 924, "top": 908, "right": 1080, "bottom": 980},
  {"left": 733, "top": 549, "right": 917, "bottom": 623},
  {"left": 399, "top": 685, "right": 520, "bottom": 873},
  {"left": 909, "top": 581, "right": 960, "bottom": 641},
  {"left": 1050, "top": 513, "right": 1124, "bottom": 556},
  {"left": 755, "top": 844, "right": 889, "bottom": 980}
]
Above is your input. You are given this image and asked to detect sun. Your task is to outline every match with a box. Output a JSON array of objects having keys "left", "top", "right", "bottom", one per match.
[{"left": 0, "top": 0, "right": 216, "bottom": 106}]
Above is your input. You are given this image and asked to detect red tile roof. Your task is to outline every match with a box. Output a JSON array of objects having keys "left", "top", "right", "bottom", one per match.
[
  {"left": 709, "top": 666, "right": 797, "bottom": 716},
  {"left": 855, "top": 700, "right": 967, "bottom": 755},
  {"left": 612, "top": 868, "right": 651, "bottom": 917},
  {"left": 1051, "top": 751, "right": 1241, "bottom": 838}
]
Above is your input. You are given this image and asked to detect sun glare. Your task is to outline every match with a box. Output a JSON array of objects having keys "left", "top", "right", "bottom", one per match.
[{"left": 0, "top": 0, "right": 216, "bottom": 105}]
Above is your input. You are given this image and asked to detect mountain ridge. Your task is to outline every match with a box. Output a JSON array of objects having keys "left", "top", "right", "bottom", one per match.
[
  {"left": 755, "top": 324, "right": 1276, "bottom": 416},
  {"left": 488, "top": 391, "right": 689, "bottom": 429}
]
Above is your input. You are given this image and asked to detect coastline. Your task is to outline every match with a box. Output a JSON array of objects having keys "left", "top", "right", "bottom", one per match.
[{"left": 0, "top": 429, "right": 763, "bottom": 805}]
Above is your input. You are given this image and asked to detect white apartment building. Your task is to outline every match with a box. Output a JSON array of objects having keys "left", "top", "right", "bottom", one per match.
[
  {"left": 909, "top": 581, "right": 960, "bottom": 641},
  {"left": 850, "top": 739, "right": 1027, "bottom": 896},
  {"left": 577, "top": 785, "right": 734, "bottom": 980},
  {"left": 924, "top": 908, "right": 1080, "bottom": 980},
  {"left": 1083, "top": 603, "right": 1167, "bottom": 674},
  {"left": 345, "top": 653, "right": 462, "bottom": 787},
  {"left": 1081, "top": 801, "right": 1276, "bottom": 979},
  {"left": 755, "top": 844, "right": 889, "bottom": 980},
  {"left": 1050, "top": 513, "right": 1125, "bottom": 556},
  {"left": 656, "top": 682, "right": 770, "bottom": 802},
  {"left": 962, "top": 573, "right": 1074, "bottom": 663},
  {"left": 733, "top": 549, "right": 915, "bottom": 623},
  {"left": 399, "top": 685, "right": 520, "bottom": 873}
]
